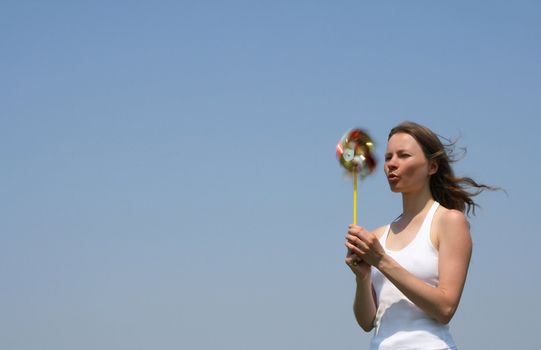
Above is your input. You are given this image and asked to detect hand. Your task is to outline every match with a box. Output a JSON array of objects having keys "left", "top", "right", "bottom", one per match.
[
  {"left": 345, "top": 247, "right": 371, "bottom": 280},
  {"left": 345, "top": 224, "right": 386, "bottom": 268}
]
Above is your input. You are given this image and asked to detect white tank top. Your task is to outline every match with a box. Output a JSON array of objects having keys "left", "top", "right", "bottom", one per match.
[{"left": 369, "top": 201, "right": 457, "bottom": 350}]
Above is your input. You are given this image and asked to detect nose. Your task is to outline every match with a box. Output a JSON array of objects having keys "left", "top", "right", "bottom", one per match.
[{"left": 385, "top": 155, "right": 398, "bottom": 172}]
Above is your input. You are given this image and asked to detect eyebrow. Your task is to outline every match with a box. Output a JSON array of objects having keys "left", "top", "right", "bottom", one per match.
[
  {"left": 385, "top": 149, "right": 410, "bottom": 154},
  {"left": 384, "top": 149, "right": 413, "bottom": 157}
]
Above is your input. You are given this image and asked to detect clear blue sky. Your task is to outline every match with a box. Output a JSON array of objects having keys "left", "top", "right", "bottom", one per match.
[{"left": 2, "top": 1, "right": 540, "bottom": 349}]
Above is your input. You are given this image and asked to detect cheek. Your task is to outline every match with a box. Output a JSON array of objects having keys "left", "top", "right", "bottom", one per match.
[{"left": 403, "top": 162, "right": 429, "bottom": 178}]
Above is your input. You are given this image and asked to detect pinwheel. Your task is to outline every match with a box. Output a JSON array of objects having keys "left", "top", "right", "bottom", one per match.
[{"left": 336, "top": 128, "right": 377, "bottom": 224}]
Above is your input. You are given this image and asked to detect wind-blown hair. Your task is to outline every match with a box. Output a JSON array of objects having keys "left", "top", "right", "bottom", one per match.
[{"left": 389, "top": 121, "right": 496, "bottom": 216}]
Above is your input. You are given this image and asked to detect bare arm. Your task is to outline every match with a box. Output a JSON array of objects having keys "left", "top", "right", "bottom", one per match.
[
  {"left": 346, "top": 226, "right": 386, "bottom": 331},
  {"left": 350, "top": 263, "right": 377, "bottom": 331},
  {"left": 346, "top": 211, "right": 471, "bottom": 324}
]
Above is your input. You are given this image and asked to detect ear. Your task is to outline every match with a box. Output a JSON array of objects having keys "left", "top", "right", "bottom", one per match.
[{"left": 428, "top": 160, "right": 438, "bottom": 175}]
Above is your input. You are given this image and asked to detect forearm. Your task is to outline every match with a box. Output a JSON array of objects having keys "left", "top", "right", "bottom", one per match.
[
  {"left": 377, "top": 255, "right": 458, "bottom": 324},
  {"left": 353, "top": 275, "right": 377, "bottom": 331}
]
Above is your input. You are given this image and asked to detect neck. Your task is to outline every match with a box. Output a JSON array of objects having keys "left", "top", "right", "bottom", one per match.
[{"left": 400, "top": 185, "right": 434, "bottom": 220}]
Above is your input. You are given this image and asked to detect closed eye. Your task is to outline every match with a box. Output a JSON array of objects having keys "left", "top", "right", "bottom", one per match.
[{"left": 385, "top": 152, "right": 411, "bottom": 161}]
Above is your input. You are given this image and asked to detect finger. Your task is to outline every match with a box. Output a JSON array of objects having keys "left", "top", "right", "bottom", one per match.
[
  {"left": 346, "top": 230, "right": 364, "bottom": 239},
  {"left": 345, "top": 242, "right": 358, "bottom": 256},
  {"left": 349, "top": 228, "right": 369, "bottom": 239},
  {"left": 355, "top": 230, "right": 374, "bottom": 243},
  {"left": 358, "top": 234, "right": 381, "bottom": 252},
  {"left": 345, "top": 234, "right": 359, "bottom": 244},
  {"left": 345, "top": 256, "right": 360, "bottom": 267},
  {"left": 346, "top": 233, "right": 366, "bottom": 247},
  {"left": 346, "top": 240, "right": 370, "bottom": 255},
  {"left": 348, "top": 225, "right": 364, "bottom": 234},
  {"left": 345, "top": 242, "right": 364, "bottom": 257}
]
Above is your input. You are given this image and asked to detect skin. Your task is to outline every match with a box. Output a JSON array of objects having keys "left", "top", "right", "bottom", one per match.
[{"left": 344, "top": 132, "right": 472, "bottom": 331}]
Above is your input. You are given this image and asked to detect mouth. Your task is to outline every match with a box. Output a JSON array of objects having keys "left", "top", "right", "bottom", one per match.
[{"left": 387, "top": 173, "right": 400, "bottom": 182}]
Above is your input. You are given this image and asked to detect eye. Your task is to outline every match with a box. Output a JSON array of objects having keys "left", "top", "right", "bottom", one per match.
[{"left": 398, "top": 152, "right": 411, "bottom": 158}]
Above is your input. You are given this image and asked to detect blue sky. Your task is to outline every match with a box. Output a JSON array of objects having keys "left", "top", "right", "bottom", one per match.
[{"left": 2, "top": 1, "right": 540, "bottom": 349}]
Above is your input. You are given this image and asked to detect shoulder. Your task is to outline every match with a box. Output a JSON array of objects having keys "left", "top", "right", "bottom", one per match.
[
  {"left": 433, "top": 206, "right": 471, "bottom": 250},
  {"left": 437, "top": 207, "right": 469, "bottom": 229}
]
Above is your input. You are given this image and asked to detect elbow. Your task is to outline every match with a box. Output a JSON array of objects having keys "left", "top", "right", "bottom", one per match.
[
  {"left": 436, "top": 315, "right": 452, "bottom": 325},
  {"left": 435, "top": 305, "right": 457, "bottom": 325},
  {"left": 354, "top": 314, "right": 375, "bottom": 332},
  {"left": 360, "top": 323, "right": 374, "bottom": 332}
]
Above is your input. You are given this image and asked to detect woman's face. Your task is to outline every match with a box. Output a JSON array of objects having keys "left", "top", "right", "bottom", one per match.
[{"left": 384, "top": 132, "right": 436, "bottom": 193}]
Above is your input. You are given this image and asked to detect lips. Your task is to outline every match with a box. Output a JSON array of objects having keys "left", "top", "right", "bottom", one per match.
[{"left": 387, "top": 173, "right": 400, "bottom": 182}]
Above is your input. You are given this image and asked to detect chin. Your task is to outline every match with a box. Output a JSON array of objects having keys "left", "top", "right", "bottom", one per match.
[{"left": 388, "top": 183, "right": 401, "bottom": 193}]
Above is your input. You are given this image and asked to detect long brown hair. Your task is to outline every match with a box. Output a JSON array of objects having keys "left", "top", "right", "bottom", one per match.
[{"left": 389, "top": 121, "right": 496, "bottom": 216}]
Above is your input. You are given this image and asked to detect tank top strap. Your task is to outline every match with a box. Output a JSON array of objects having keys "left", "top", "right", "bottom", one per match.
[
  {"left": 418, "top": 201, "right": 440, "bottom": 240},
  {"left": 379, "top": 224, "right": 392, "bottom": 245}
]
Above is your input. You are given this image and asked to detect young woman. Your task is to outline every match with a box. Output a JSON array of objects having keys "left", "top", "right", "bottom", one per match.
[{"left": 345, "top": 122, "right": 493, "bottom": 349}]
